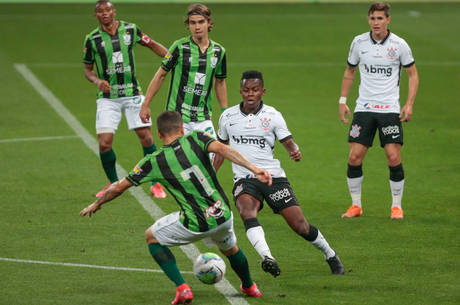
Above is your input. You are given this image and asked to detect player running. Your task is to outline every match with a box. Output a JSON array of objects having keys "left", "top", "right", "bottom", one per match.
[
  {"left": 338, "top": 2, "right": 419, "bottom": 219},
  {"left": 83, "top": 0, "right": 168, "bottom": 199},
  {"left": 80, "top": 111, "right": 270, "bottom": 304},
  {"left": 139, "top": 3, "right": 227, "bottom": 138},
  {"left": 214, "top": 70, "right": 344, "bottom": 277}
]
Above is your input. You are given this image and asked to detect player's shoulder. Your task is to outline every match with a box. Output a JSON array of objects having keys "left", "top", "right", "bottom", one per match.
[
  {"left": 169, "top": 36, "right": 192, "bottom": 49},
  {"left": 260, "top": 103, "right": 281, "bottom": 116},
  {"left": 210, "top": 39, "right": 226, "bottom": 53},
  {"left": 387, "top": 32, "right": 410, "bottom": 46},
  {"left": 351, "top": 32, "right": 372, "bottom": 44},
  {"left": 220, "top": 104, "right": 240, "bottom": 121},
  {"left": 120, "top": 20, "right": 137, "bottom": 29},
  {"left": 85, "top": 27, "right": 100, "bottom": 40}
]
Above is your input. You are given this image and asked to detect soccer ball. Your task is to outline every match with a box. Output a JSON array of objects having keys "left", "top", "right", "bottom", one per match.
[{"left": 193, "top": 252, "right": 226, "bottom": 285}]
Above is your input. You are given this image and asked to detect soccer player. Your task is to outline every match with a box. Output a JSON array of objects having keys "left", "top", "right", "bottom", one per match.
[
  {"left": 139, "top": 3, "right": 227, "bottom": 139},
  {"left": 80, "top": 111, "right": 270, "bottom": 304},
  {"left": 83, "top": 0, "right": 168, "bottom": 198},
  {"left": 338, "top": 2, "right": 419, "bottom": 219},
  {"left": 214, "top": 71, "right": 344, "bottom": 277}
]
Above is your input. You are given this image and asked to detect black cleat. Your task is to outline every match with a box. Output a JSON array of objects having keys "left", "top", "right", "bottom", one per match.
[
  {"left": 326, "top": 254, "right": 344, "bottom": 275},
  {"left": 261, "top": 256, "right": 281, "bottom": 277}
]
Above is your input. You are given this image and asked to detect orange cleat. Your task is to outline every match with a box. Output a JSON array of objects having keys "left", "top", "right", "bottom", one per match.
[
  {"left": 341, "top": 205, "right": 363, "bottom": 218},
  {"left": 95, "top": 183, "right": 112, "bottom": 198},
  {"left": 390, "top": 206, "right": 404, "bottom": 219},
  {"left": 240, "top": 282, "right": 262, "bottom": 298},
  {"left": 150, "top": 182, "right": 167, "bottom": 198},
  {"left": 171, "top": 283, "right": 193, "bottom": 305}
]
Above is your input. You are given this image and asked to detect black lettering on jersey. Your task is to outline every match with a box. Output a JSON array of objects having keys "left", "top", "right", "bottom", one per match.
[
  {"left": 364, "top": 64, "right": 392, "bottom": 77},
  {"left": 232, "top": 135, "right": 266, "bottom": 148}
]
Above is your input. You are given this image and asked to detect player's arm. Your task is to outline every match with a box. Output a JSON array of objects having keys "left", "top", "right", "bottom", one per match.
[
  {"left": 140, "top": 67, "right": 169, "bottom": 123},
  {"left": 80, "top": 178, "right": 133, "bottom": 217},
  {"left": 214, "top": 78, "right": 228, "bottom": 110},
  {"left": 338, "top": 66, "right": 356, "bottom": 124},
  {"left": 281, "top": 138, "right": 301, "bottom": 162},
  {"left": 84, "top": 63, "right": 111, "bottom": 93},
  {"left": 400, "top": 64, "right": 419, "bottom": 122},
  {"left": 139, "top": 32, "right": 168, "bottom": 58},
  {"left": 212, "top": 139, "right": 228, "bottom": 171},
  {"left": 208, "top": 141, "right": 272, "bottom": 186}
]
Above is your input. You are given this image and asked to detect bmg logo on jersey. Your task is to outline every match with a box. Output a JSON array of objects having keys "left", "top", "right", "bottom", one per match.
[
  {"left": 382, "top": 125, "right": 400, "bottom": 135},
  {"left": 269, "top": 188, "right": 291, "bottom": 202},
  {"left": 232, "top": 135, "right": 266, "bottom": 148},
  {"left": 364, "top": 64, "right": 392, "bottom": 76}
]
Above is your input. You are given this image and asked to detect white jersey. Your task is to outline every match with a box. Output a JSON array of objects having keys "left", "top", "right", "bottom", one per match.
[
  {"left": 347, "top": 31, "right": 415, "bottom": 113},
  {"left": 217, "top": 102, "right": 292, "bottom": 179}
]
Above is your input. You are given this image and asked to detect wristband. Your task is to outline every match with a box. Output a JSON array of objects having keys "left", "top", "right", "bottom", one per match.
[{"left": 339, "top": 97, "right": 347, "bottom": 104}]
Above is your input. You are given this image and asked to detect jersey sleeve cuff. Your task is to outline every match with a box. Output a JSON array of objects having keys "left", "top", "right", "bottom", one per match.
[
  {"left": 402, "top": 61, "right": 415, "bottom": 68},
  {"left": 83, "top": 60, "right": 94, "bottom": 64},
  {"left": 217, "top": 135, "right": 228, "bottom": 143},
  {"left": 347, "top": 60, "right": 358, "bottom": 67},
  {"left": 160, "top": 63, "right": 171, "bottom": 72},
  {"left": 215, "top": 74, "right": 227, "bottom": 79},
  {"left": 126, "top": 175, "right": 140, "bottom": 186},
  {"left": 279, "top": 135, "right": 293, "bottom": 143}
]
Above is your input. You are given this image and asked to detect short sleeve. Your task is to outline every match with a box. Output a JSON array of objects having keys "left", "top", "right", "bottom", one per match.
[
  {"left": 126, "top": 157, "right": 154, "bottom": 186},
  {"left": 399, "top": 39, "right": 415, "bottom": 67},
  {"left": 161, "top": 42, "right": 180, "bottom": 72},
  {"left": 217, "top": 112, "right": 229, "bottom": 142},
  {"left": 215, "top": 51, "right": 227, "bottom": 79},
  {"left": 196, "top": 131, "right": 216, "bottom": 151},
  {"left": 83, "top": 36, "right": 94, "bottom": 64},
  {"left": 273, "top": 111, "right": 292, "bottom": 142},
  {"left": 347, "top": 37, "right": 360, "bottom": 67}
]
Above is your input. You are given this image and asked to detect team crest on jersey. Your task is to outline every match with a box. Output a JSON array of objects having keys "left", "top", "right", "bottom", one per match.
[
  {"left": 210, "top": 55, "right": 218, "bottom": 68},
  {"left": 387, "top": 47, "right": 398, "bottom": 60},
  {"left": 123, "top": 33, "right": 131, "bottom": 46},
  {"left": 234, "top": 184, "right": 243, "bottom": 197},
  {"left": 350, "top": 124, "right": 361, "bottom": 138},
  {"left": 259, "top": 117, "right": 271, "bottom": 131}
]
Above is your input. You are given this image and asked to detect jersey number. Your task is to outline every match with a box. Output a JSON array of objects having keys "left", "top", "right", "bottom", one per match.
[{"left": 180, "top": 165, "right": 214, "bottom": 196}]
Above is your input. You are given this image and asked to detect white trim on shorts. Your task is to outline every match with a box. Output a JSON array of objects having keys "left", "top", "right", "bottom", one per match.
[{"left": 151, "top": 211, "right": 236, "bottom": 251}]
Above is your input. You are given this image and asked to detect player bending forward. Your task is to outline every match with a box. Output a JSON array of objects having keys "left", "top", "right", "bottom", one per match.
[
  {"left": 81, "top": 111, "right": 271, "bottom": 304},
  {"left": 214, "top": 70, "right": 344, "bottom": 277}
]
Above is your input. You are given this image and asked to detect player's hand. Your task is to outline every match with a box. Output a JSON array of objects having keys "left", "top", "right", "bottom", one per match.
[
  {"left": 400, "top": 104, "right": 413, "bottom": 122},
  {"left": 80, "top": 201, "right": 102, "bottom": 217},
  {"left": 339, "top": 104, "right": 351, "bottom": 124},
  {"left": 290, "top": 149, "right": 301, "bottom": 162},
  {"left": 139, "top": 103, "right": 151, "bottom": 123},
  {"left": 254, "top": 168, "right": 273, "bottom": 186},
  {"left": 95, "top": 79, "right": 111, "bottom": 93}
]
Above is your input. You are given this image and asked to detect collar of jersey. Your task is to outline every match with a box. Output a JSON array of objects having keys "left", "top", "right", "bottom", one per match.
[
  {"left": 99, "top": 20, "right": 122, "bottom": 35},
  {"left": 189, "top": 36, "right": 212, "bottom": 52},
  {"left": 239, "top": 101, "right": 264, "bottom": 116},
  {"left": 369, "top": 29, "right": 391, "bottom": 45}
]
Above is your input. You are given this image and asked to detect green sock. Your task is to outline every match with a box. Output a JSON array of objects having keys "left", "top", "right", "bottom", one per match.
[
  {"left": 100, "top": 149, "right": 118, "bottom": 183},
  {"left": 143, "top": 144, "right": 158, "bottom": 185},
  {"left": 227, "top": 249, "right": 253, "bottom": 289},
  {"left": 148, "top": 243, "right": 185, "bottom": 287}
]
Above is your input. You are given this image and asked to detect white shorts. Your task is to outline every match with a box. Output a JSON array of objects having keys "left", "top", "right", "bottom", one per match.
[
  {"left": 183, "top": 120, "right": 216, "bottom": 137},
  {"left": 95, "top": 95, "right": 151, "bottom": 134},
  {"left": 151, "top": 211, "right": 237, "bottom": 251}
]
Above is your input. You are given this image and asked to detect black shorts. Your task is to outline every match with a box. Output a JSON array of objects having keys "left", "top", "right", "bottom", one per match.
[
  {"left": 348, "top": 112, "right": 403, "bottom": 147},
  {"left": 232, "top": 177, "right": 299, "bottom": 214}
]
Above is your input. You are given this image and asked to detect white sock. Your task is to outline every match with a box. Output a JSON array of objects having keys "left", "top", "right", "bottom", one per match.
[
  {"left": 347, "top": 176, "right": 363, "bottom": 207},
  {"left": 311, "top": 230, "right": 336, "bottom": 260},
  {"left": 390, "top": 179, "right": 404, "bottom": 209},
  {"left": 246, "top": 226, "right": 273, "bottom": 260}
]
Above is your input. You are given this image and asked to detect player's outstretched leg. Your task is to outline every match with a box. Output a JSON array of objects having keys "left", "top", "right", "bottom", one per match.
[
  {"left": 280, "top": 206, "right": 344, "bottom": 275},
  {"left": 222, "top": 246, "right": 262, "bottom": 298}
]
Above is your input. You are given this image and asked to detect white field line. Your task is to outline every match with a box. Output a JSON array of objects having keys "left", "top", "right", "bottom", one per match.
[
  {"left": 14, "top": 63, "right": 249, "bottom": 305},
  {"left": 0, "top": 257, "right": 193, "bottom": 274},
  {"left": 25, "top": 61, "right": 460, "bottom": 68},
  {"left": 0, "top": 135, "right": 79, "bottom": 143}
]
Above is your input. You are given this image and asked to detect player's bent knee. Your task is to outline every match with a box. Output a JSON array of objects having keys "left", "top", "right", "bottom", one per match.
[
  {"left": 145, "top": 226, "right": 158, "bottom": 244},
  {"left": 220, "top": 244, "right": 239, "bottom": 257}
]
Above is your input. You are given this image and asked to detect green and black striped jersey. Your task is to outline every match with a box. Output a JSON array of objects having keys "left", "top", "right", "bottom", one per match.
[
  {"left": 127, "top": 130, "right": 231, "bottom": 232},
  {"left": 161, "top": 36, "right": 227, "bottom": 123},
  {"left": 83, "top": 21, "right": 143, "bottom": 99}
]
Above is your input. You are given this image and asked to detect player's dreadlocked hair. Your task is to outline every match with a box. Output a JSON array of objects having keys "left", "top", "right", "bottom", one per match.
[{"left": 241, "top": 70, "right": 264, "bottom": 87}]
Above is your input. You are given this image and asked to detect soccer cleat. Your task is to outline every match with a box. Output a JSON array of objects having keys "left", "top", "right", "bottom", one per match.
[
  {"left": 390, "top": 206, "right": 404, "bottom": 219},
  {"left": 261, "top": 256, "right": 281, "bottom": 278},
  {"left": 171, "top": 283, "right": 193, "bottom": 305},
  {"left": 150, "top": 182, "right": 167, "bottom": 198},
  {"left": 95, "top": 183, "right": 112, "bottom": 198},
  {"left": 326, "top": 254, "right": 345, "bottom": 275},
  {"left": 240, "top": 282, "right": 262, "bottom": 298},
  {"left": 341, "top": 205, "right": 363, "bottom": 218}
]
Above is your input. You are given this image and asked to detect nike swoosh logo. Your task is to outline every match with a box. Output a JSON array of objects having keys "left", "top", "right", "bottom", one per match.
[
  {"left": 284, "top": 197, "right": 293, "bottom": 203},
  {"left": 392, "top": 135, "right": 400, "bottom": 139},
  {"left": 361, "top": 51, "right": 369, "bottom": 54},
  {"left": 229, "top": 123, "right": 237, "bottom": 126}
]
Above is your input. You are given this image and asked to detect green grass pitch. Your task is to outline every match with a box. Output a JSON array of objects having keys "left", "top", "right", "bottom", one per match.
[{"left": 0, "top": 2, "right": 459, "bottom": 305}]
